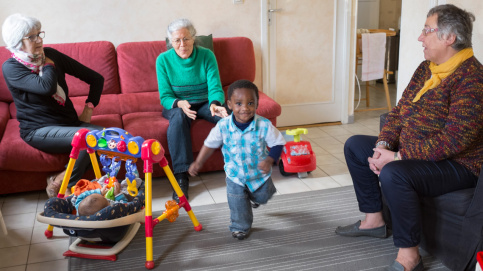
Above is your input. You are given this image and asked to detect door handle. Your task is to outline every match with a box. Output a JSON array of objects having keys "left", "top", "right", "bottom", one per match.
[{"left": 268, "top": 9, "right": 282, "bottom": 13}]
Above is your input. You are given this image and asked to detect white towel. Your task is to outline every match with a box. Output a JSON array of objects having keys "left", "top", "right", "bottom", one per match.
[{"left": 361, "top": 33, "right": 386, "bottom": 81}]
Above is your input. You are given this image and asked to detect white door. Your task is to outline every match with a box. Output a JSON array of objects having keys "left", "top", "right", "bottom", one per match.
[{"left": 262, "top": 0, "right": 349, "bottom": 127}]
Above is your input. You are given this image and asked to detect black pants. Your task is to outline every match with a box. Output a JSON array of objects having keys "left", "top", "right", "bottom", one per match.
[
  {"left": 344, "top": 135, "right": 478, "bottom": 247},
  {"left": 25, "top": 123, "right": 104, "bottom": 188}
]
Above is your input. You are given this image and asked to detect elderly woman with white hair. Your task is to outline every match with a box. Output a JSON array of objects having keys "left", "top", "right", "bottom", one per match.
[
  {"left": 156, "top": 18, "right": 228, "bottom": 202},
  {"left": 1, "top": 14, "right": 104, "bottom": 198}
]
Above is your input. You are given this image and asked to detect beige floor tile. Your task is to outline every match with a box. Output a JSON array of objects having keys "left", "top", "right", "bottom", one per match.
[
  {"left": 2, "top": 193, "right": 39, "bottom": 216},
  {"left": 0, "top": 265, "right": 26, "bottom": 271},
  {"left": 0, "top": 245, "right": 29, "bottom": 268},
  {"left": 331, "top": 173, "right": 354, "bottom": 187},
  {"left": 25, "top": 259, "right": 68, "bottom": 271},
  {"left": 28, "top": 239, "right": 70, "bottom": 264},
  {"left": 315, "top": 153, "right": 343, "bottom": 166},
  {"left": 301, "top": 176, "right": 342, "bottom": 190},
  {"left": 31, "top": 226, "right": 69, "bottom": 244},
  {"left": 4, "top": 213, "right": 36, "bottom": 230},
  {"left": 272, "top": 177, "right": 311, "bottom": 195},
  {"left": 318, "top": 163, "right": 349, "bottom": 176},
  {"left": 0, "top": 228, "right": 32, "bottom": 248}
]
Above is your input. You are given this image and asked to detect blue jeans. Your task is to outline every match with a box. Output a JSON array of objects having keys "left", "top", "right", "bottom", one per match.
[
  {"left": 226, "top": 176, "right": 277, "bottom": 233},
  {"left": 162, "top": 102, "right": 221, "bottom": 174},
  {"left": 344, "top": 135, "right": 478, "bottom": 247},
  {"left": 25, "top": 122, "right": 104, "bottom": 188}
]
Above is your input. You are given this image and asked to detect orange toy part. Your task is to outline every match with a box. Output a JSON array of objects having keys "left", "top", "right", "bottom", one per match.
[
  {"left": 163, "top": 200, "right": 180, "bottom": 223},
  {"left": 106, "top": 176, "right": 117, "bottom": 189},
  {"left": 73, "top": 179, "right": 102, "bottom": 196}
]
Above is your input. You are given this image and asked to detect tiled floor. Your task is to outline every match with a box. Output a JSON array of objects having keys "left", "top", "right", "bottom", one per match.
[{"left": 0, "top": 82, "right": 397, "bottom": 271}]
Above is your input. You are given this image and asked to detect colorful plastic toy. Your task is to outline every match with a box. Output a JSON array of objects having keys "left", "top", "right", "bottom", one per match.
[
  {"left": 38, "top": 128, "right": 202, "bottom": 269},
  {"left": 279, "top": 128, "right": 316, "bottom": 178}
]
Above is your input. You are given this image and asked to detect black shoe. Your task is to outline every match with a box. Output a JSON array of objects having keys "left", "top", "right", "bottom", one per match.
[
  {"left": 172, "top": 173, "right": 189, "bottom": 202},
  {"left": 232, "top": 231, "right": 246, "bottom": 240},
  {"left": 251, "top": 201, "right": 260, "bottom": 208},
  {"left": 386, "top": 257, "right": 424, "bottom": 271},
  {"left": 335, "top": 220, "right": 388, "bottom": 238}
]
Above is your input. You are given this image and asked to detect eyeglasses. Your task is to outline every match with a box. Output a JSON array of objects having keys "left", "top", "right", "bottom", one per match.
[
  {"left": 23, "top": 31, "right": 45, "bottom": 42},
  {"left": 421, "top": 27, "right": 438, "bottom": 36},
  {"left": 171, "top": 37, "right": 193, "bottom": 46}
]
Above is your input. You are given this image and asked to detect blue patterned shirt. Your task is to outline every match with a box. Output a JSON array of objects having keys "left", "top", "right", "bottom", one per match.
[{"left": 204, "top": 114, "right": 286, "bottom": 192}]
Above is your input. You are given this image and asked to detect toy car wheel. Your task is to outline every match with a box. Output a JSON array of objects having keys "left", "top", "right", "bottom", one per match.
[{"left": 279, "top": 160, "right": 292, "bottom": 177}]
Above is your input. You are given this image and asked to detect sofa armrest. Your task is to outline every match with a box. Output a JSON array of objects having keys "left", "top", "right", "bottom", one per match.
[
  {"left": 0, "top": 102, "right": 9, "bottom": 140},
  {"left": 256, "top": 92, "right": 282, "bottom": 123}
]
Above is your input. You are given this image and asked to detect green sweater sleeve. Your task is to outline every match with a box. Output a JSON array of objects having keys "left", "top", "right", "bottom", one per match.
[
  {"left": 156, "top": 52, "right": 177, "bottom": 109},
  {"left": 203, "top": 49, "right": 225, "bottom": 105}
]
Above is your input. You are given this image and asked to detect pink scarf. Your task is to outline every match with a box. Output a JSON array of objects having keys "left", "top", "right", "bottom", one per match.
[{"left": 12, "top": 50, "right": 66, "bottom": 106}]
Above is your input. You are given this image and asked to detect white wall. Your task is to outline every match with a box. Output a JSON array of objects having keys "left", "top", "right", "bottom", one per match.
[
  {"left": 397, "top": 0, "right": 483, "bottom": 101},
  {"left": 0, "top": 0, "right": 263, "bottom": 87}
]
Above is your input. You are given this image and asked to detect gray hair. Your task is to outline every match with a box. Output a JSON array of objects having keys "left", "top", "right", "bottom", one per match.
[
  {"left": 166, "top": 18, "right": 196, "bottom": 40},
  {"left": 427, "top": 4, "right": 475, "bottom": 51},
  {"left": 2, "top": 13, "right": 42, "bottom": 53}
]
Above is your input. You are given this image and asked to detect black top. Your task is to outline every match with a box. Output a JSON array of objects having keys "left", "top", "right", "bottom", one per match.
[{"left": 2, "top": 47, "right": 104, "bottom": 139}]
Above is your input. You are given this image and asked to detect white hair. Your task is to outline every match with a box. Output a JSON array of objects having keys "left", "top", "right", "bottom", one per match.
[
  {"left": 2, "top": 13, "right": 41, "bottom": 53},
  {"left": 166, "top": 18, "right": 196, "bottom": 40}
]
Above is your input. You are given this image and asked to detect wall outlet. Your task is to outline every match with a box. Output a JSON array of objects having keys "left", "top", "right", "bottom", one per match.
[{"left": 233, "top": 0, "right": 243, "bottom": 4}]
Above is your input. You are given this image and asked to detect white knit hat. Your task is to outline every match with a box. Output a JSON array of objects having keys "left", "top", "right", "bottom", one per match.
[{"left": 2, "top": 13, "right": 41, "bottom": 53}]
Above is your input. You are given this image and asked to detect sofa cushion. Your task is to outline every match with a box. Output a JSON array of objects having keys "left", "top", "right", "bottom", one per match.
[
  {"left": 122, "top": 112, "right": 169, "bottom": 153},
  {"left": 166, "top": 34, "right": 214, "bottom": 52},
  {"left": 0, "top": 120, "right": 68, "bottom": 171},
  {"left": 118, "top": 92, "right": 162, "bottom": 115},
  {"left": 46, "top": 41, "right": 120, "bottom": 96},
  {"left": 213, "top": 37, "right": 256, "bottom": 88},
  {"left": 0, "top": 47, "right": 13, "bottom": 103},
  {"left": 117, "top": 41, "right": 166, "bottom": 94},
  {"left": 0, "top": 102, "right": 9, "bottom": 139},
  {"left": 70, "top": 94, "right": 122, "bottom": 116}
]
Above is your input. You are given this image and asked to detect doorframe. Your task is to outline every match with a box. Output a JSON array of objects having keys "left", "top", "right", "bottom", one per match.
[{"left": 261, "top": 0, "right": 356, "bottom": 124}]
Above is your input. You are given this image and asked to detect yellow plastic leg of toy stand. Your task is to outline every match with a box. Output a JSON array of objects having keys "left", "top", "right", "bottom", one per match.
[
  {"left": 162, "top": 165, "right": 201, "bottom": 230},
  {"left": 58, "top": 158, "right": 76, "bottom": 198},
  {"left": 89, "top": 152, "right": 102, "bottom": 179},
  {"left": 45, "top": 158, "right": 76, "bottom": 238},
  {"left": 144, "top": 172, "right": 155, "bottom": 269}
]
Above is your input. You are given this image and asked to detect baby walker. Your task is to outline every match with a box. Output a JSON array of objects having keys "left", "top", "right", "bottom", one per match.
[
  {"left": 36, "top": 128, "right": 203, "bottom": 269},
  {"left": 279, "top": 128, "right": 316, "bottom": 178}
]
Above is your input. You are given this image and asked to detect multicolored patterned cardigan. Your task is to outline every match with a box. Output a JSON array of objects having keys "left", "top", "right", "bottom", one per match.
[{"left": 378, "top": 56, "right": 483, "bottom": 176}]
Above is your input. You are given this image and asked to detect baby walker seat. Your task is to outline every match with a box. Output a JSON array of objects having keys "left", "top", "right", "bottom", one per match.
[{"left": 37, "top": 128, "right": 203, "bottom": 268}]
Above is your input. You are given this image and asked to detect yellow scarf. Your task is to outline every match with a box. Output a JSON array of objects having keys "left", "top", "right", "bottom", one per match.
[{"left": 412, "top": 47, "right": 474, "bottom": 102}]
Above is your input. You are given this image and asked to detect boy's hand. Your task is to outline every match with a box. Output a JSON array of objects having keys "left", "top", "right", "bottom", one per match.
[
  {"left": 101, "top": 186, "right": 108, "bottom": 195},
  {"left": 258, "top": 157, "right": 274, "bottom": 174},
  {"left": 188, "top": 161, "right": 202, "bottom": 176}
]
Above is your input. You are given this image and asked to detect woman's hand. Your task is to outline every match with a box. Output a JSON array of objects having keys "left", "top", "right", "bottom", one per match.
[
  {"left": 368, "top": 148, "right": 396, "bottom": 175},
  {"left": 210, "top": 104, "right": 228, "bottom": 118},
  {"left": 258, "top": 157, "right": 274, "bottom": 174},
  {"left": 78, "top": 105, "right": 93, "bottom": 123},
  {"left": 178, "top": 100, "right": 197, "bottom": 120}
]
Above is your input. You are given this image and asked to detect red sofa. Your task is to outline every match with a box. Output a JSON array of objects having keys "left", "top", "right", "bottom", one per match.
[{"left": 0, "top": 37, "right": 281, "bottom": 195}]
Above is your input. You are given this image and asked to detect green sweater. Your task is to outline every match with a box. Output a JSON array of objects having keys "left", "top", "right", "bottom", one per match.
[{"left": 156, "top": 46, "right": 224, "bottom": 110}]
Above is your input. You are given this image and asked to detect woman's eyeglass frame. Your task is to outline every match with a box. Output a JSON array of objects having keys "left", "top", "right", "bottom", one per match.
[
  {"left": 421, "top": 28, "right": 438, "bottom": 36},
  {"left": 23, "top": 31, "right": 45, "bottom": 42},
  {"left": 170, "top": 37, "right": 194, "bottom": 46}
]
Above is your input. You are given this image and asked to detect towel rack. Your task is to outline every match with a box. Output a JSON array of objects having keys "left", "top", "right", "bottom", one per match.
[{"left": 355, "top": 29, "right": 396, "bottom": 112}]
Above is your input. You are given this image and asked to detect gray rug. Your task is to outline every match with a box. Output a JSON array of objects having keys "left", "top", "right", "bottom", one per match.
[{"left": 69, "top": 186, "right": 450, "bottom": 271}]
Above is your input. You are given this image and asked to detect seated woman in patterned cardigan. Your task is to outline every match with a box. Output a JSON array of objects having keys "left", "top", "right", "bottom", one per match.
[{"left": 335, "top": 4, "right": 482, "bottom": 271}]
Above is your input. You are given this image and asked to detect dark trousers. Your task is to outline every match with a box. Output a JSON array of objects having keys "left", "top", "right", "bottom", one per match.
[
  {"left": 25, "top": 122, "right": 104, "bottom": 188},
  {"left": 344, "top": 135, "right": 478, "bottom": 248},
  {"left": 162, "top": 102, "right": 221, "bottom": 174}
]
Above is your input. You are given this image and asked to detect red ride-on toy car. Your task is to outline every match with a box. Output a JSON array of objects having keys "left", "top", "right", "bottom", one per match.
[{"left": 279, "top": 128, "right": 316, "bottom": 178}]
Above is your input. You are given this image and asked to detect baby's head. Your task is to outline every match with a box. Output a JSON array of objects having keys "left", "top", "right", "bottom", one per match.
[
  {"left": 227, "top": 79, "right": 259, "bottom": 124},
  {"left": 78, "top": 194, "right": 109, "bottom": 216}
]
